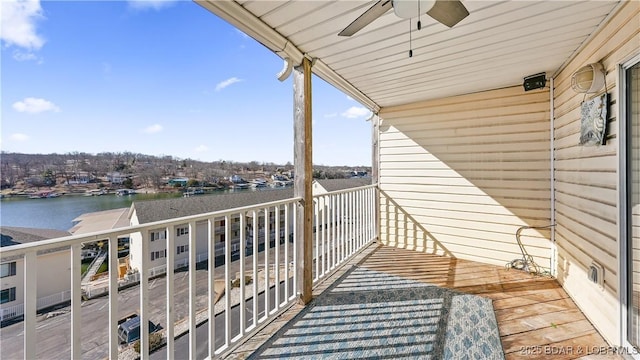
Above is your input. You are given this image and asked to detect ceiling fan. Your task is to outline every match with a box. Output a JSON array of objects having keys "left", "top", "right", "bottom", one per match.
[{"left": 339, "top": 0, "right": 469, "bottom": 37}]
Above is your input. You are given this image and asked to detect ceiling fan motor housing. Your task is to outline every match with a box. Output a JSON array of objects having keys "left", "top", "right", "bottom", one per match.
[{"left": 393, "top": 0, "right": 436, "bottom": 19}]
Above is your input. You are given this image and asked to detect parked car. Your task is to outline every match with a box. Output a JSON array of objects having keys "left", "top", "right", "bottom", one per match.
[{"left": 117, "top": 313, "right": 161, "bottom": 344}]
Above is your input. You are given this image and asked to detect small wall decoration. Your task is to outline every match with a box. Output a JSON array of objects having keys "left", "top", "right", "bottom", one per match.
[{"left": 579, "top": 93, "right": 608, "bottom": 146}]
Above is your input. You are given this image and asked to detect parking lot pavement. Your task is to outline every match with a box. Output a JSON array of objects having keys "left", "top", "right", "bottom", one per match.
[{"left": 0, "top": 242, "right": 294, "bottom": 360}]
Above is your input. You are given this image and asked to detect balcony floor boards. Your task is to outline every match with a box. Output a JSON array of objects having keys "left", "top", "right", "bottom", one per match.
[{"left": 228, "top": 243, "right": 613, "bottom": 360}]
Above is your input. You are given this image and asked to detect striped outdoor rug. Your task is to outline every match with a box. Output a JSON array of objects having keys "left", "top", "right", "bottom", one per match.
[{"left": 249, "top": 267, "right": 504, "bottom": 359}]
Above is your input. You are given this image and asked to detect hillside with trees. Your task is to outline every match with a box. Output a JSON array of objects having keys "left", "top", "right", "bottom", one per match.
[{"left": 0, "top": 152, "right": 370, "bottom": 195}]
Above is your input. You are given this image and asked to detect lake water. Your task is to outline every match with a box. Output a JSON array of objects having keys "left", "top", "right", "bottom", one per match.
[
  {"left": 0, "top": 188, "right": 280, "bottom": 231},
  {"left": 1, "top": 192, "right": 184, "bottom": 231}
]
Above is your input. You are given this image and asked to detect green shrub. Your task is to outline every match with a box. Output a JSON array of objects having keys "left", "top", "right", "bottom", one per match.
[
  {"left": 231, "top": 275, "right": 253, "bottom": 288},
  {"left": 133, "top": 332, "right": 164, "bottom": 353}
]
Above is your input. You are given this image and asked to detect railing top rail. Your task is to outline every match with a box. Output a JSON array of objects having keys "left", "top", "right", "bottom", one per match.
[
  {"left": 1, "top": 196, "right": 303, "bottom": 258},
  {"left": 312, "top": 183, "right": 378, "bottom": 198}
]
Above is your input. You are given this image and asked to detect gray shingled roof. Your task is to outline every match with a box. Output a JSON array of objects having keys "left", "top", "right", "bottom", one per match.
[
  {"left": 1, "top": 226, "right": 72, "bottom": 261},
  {"left": 132, "top": 188, "right": 296, "bottom": 224},
  {"left": 315, "top": 178, "right": 372, "bottom": 192},
  {"left": 1, "top": 226, "right": 71, "bottom": 247}
]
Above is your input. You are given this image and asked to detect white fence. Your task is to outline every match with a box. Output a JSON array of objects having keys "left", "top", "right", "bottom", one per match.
[{"left": 0, "top": 290, "right": 72, "bottom": 322}]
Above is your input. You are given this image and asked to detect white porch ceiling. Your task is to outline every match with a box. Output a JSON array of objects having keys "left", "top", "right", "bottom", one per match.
[{"left": 197, "top": 0, "right": 622, "bottom": 111}]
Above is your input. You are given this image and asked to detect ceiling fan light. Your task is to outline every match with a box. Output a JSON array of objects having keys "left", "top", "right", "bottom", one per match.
[{"left": 393, "top": 0, "right": 436, "bottom": 19}]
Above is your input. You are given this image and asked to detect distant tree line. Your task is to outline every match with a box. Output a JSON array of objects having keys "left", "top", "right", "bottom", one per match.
[{"left": 0, "top": 151, "right": 369, "bottom": 190}]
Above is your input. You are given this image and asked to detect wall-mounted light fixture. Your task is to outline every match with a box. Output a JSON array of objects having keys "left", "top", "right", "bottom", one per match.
[
  {"left": 523, "top": 72, "right": 546, "bottom": 91},
  {"left": 571, "top": 62, "right": 605, "bottom": 93}
]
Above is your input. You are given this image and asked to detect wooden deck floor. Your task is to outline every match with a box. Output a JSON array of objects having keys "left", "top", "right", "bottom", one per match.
[{"left": 229, "top": 244, "right": 612, "bottom": 360}]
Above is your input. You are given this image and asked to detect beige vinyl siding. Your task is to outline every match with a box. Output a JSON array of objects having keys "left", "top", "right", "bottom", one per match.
[
  {"left": 553, "top": 1, "right": 640, "bottom": 346},
  {"left": 378, "top": 86, "right": 552, "bottom": 268}
]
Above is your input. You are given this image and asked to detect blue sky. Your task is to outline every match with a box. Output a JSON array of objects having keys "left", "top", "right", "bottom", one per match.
[{"left": 1, "top": 0, "right": 372, "bottom": 166}]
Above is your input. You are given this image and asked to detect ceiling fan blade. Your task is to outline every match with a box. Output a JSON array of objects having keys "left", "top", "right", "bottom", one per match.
[
  {"left": 426, "top": 0, "right": 469, "bottom": 28},
  {"left": 338, "top": 0, "right": 393, "bottom": 37}
]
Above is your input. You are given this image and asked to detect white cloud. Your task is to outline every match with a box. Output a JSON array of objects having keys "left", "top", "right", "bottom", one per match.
[
  {"left": 12, "top": 50, "right": 39, "bottom": 62},
  {"left": 127, "top": 0, "right": 177, "bottom": 11},
  {"left": 215, "top": 77, "right": 242, "bottom": 92},
  {"left": 1, "top": 0, "right": 45, "bottom": 50},
  {"left": 341, "top": 106, "right": 371, "bottom": 119},
  {"left": 346, "top": 95, "right": 354, "bottom": 101},
  {"left": 10, "top": 133, "right": 30, "bottom": 141},
  {"left": 12, "top": 97, "right": 60, "bottom": 113},
  {"left": 194, "top": 145, "right": 209, "bottom": 153},
  {"left": 143, "top": 124, "right": 163, "bottom": 134}
]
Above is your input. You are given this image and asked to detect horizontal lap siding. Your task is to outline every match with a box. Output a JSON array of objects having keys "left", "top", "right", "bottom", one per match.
[
  {"left": 553, "top": 1, "right": 640, "bottom": 346},
  {"left": 379, "top": 86, "right": 552, "bottom": 269}
]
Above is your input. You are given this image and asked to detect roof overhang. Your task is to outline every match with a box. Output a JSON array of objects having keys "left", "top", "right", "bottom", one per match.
[{"left": 196, "top": 0, "right": 623, "bottom": 111}]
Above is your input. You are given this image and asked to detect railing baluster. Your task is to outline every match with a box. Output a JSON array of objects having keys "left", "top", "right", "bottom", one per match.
[
  {"left": 366, "top": 188, "right": 370, "bottom": 241},
  {"left": 357, "top": 189, "right": 362, "bottom": 247},
  {"left": 224, "top": 215, "right": 232, "bottom": 347},
  {"left": 348, "top": 192, "right": 351, "bottom": 253},
  {"left": 344, "top": 192, "right": 348, "bottom": 260},
  {"left": 207, "top": 218, "right": 215, "bottom": 358},
  {"left": 321, "top": 196, "right": 326, "bottom": 277},
  {"left": 239, "top": 212, "right": 246, "bottom": 336},
  {"left": 140, "top": 231, "right": 150, "bottom": 360},
  {"left": 108, "top": 236, "right": 119, "bottom": 360},
  {"left": 332, "top": 194, "right": 336, "bottom": 269},
  {"left": 338, "top": 193, "right": 343, "bottom": 263},
  {"left": 274, "top": 206, "right": 280, "bottom": 308},
  {"left": 167, "top": 226, "right": 175, "bottom": 358},
  {"left": 70, "top": 244, "right": 81, "bottom": 359},
  {"left": 353, "top": 191, "right": 358, "bottom": 250},
  {"left": 284, "top": 203, "right": 290, "bottom": 301},
  {"left": 368, "top": 187, "right": 372, "bottom": 241},
  {"left": 314, "top": 199, "right": 319, "bottom": 281},
  {"left": 292, "top": 205, "right": 298, "bottom": 301},
  {"left": 263, "top": 207, "right": 270, "bottom": 316},
  {"left": 188, "top": 221, "right": 197, "bottom": 358},
  {"left": 23, "top": 251, "right": 37, "bottom": 359},
  {"left": 252, "top": 210, "right": 258, "bottom": 327},
  {"left": 350, "top": 190, "right": 355, "bottom": 255}
]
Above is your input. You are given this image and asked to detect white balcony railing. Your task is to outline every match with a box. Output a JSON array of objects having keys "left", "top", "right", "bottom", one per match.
[
  {"left": 312, "top": 184, "right": 377, "bottom": 283},
  {"left": 0, "top": 185, "right": 377, "bottom": 359}
]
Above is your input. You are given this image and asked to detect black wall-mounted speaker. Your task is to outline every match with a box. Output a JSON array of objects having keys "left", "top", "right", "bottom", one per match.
[{"left": 523, "top": 73, "right": 547, "bottom": 91}]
